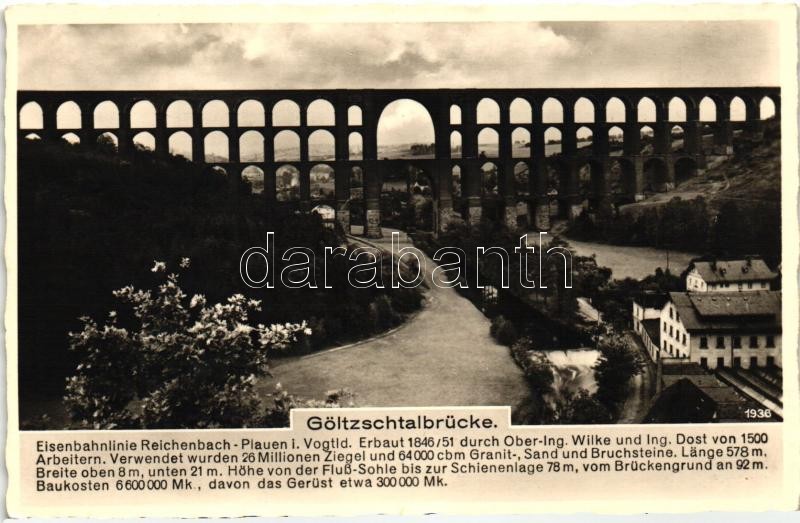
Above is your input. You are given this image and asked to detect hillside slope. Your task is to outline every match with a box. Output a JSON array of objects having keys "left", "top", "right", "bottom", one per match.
[
  {"left": 621, "top": 123, "right": 780, "bottom": 217},
  {"left": 566, "top": 121, "right": 781, "bottom": 260}
]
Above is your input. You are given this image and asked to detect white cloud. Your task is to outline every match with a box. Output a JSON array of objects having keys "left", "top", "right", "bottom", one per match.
[
  {"left": 17, "top": 21, "right": 778, "bottom": 143},
  {"left": 19, "top": 21, "right": 776, "bottom": 91}
]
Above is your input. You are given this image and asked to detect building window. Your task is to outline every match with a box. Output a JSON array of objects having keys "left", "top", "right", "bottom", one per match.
[
  {"left": 663, "top": 323, "right": 666, "bottom": 332},
  {"left": 732, "top": 336, "right": 742, "bottom": 349},
  {"left": 676, "top": 311, "right": 680, "bottom": 322},
  {"left": 682, "top": 333, "right": 687, "bottom": 345},
  {"left": 700, "top": 357, "right": 708, "bottom": 367},
  {"left": 749, "top": 336, "right": 758, "bottom": 348},
  {"left": 766, "top": 335, "right": 775, "bottom": 348},
  {"left": 716, "top": 336, "right": 725, "bottom": 349},
  {"left": 669, "top": 308, "right": 673, "bottom": 319},
  {"left": 669, "top": 325, "right": 673, "bottom": 337},
  {"left": 748, "top": 282, "right": 753, "bottom": 289},
  {"left": 700, "top": 336, "right": 708, "bottom": 349}
]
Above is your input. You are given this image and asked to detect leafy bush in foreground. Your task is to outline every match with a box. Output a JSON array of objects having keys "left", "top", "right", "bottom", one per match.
[{"left": 65, "top": 259, "right": 314, "bottom": 429}]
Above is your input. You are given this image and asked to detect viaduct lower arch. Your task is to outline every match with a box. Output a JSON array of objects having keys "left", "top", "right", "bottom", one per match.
[{"left": 18, "top": 87, "right": 780, "bottom": 238}]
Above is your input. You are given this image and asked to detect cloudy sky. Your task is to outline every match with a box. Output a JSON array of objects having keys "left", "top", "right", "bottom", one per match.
[
  {"left": 18, "top": 21, "right": 778, "bottom": 147},
  {"left": 20, "top": 21, "right": 778, "bottom": 90}
]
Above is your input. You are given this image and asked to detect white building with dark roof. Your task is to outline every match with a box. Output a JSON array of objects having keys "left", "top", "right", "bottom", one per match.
[
  {"left": 634, "top": 257, "right": 782, "bottom": 370},
  {"left": 664, "top": 291, "right": 781, "bottom": 370},
  {"left": 632, "top": 293, "right": 668, "bottom": 361},
  {"left": 685, "top": 257, "right": 777, "bottom": 292}
]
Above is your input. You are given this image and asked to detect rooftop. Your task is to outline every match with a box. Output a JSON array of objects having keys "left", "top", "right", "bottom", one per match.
[
  {"left": 662, "top": 361, "right": 712, "bottom": 376},
  {"left": 689, "top": 258, "right": 777, "bottom": 284},
  {"left": 641, "top": 318, "right": 661, "bottom": 348},
  {"left": 669, "top": 291, "right": 781, "bottom": 333},
  {"left": 689, "top": 291, "right": 781, "bottom": 317},
  {"left": 646, "top": 376, "right": 761, "bottom": 423},
  {"left": 634, "top": 292, "right": 669, "bottom": 310}
]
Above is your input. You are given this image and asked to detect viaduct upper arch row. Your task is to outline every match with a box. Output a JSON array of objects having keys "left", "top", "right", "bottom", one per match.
[{"left": 17, "top": 87, "right": 780, "bottom": 237}]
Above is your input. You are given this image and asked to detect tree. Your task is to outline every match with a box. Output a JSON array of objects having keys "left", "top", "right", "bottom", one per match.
[
  {"left": 509, "top": 337, "right": 555, "bottom": 396},
  {"left": 558, "top": 389, "right": 613, "bottom": 424},
  {"left": 593, "top": 335, "right": 644, "bottom": 412},
  {"left": 572, "top": 254, "right": 612, "bottom": 296},
  {"left": 96, "top": 134, "right": 118, "bottom": 155},
  {"left": 491, "top": 315, "right": 519, "bottom": 346},
  {"left": 524, "top": 352, "right": 556, "bottom": 396},
  {"left": 65, "top": 259, "right": 310, "bottom": 429}
]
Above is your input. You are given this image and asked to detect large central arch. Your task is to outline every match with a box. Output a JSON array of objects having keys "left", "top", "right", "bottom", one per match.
[
  {"left": 376, "top": 99, "right": 435, "bottom": 159},
  {"left": 374, "top": 99, "right": 438, "bottom": 234}
]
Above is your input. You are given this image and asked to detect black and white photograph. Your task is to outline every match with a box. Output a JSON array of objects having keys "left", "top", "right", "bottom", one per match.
[{"left": 14, "top": 17, "right": 784, "bottom": 432}]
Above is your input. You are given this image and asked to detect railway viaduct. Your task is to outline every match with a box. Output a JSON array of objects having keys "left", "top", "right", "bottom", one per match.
[{"left": 17, "top": 87, "right": 780, "bottom": 237}]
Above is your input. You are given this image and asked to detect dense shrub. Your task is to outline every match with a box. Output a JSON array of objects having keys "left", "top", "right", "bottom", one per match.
[
  {"left": 389, "top": 285, "right": 424, "bottom": 314},
  {"left": 567, "top": 196, "right": 711, "bottom": 252},
  {"left": 490, "top": 315, "right": 519, "bottom": 346},
  {"left": 368, "top": 294, "right": 401, "bottom": 332},
  {"left": 556, "top": 389, "right": 613, "bottom": 424},
  {"left": 511, "top": 336, "right": 616, "bottom": 425},
  {"left": 593, "top": 335, "right": 645, "bottom": 413},
  {"left": 261, "top": 385, "right": 354, "bottom": 428},
  {"left": 567, "top": 192, "right": 780, "bottom": 263},
  {"left": 65, "top": 260, "right": 311, "bottom": 429}
]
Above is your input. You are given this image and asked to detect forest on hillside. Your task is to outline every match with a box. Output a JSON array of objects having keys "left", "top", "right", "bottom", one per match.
[
  {"left": 17, "top": 139, "right": 422, "bottom": 423},
  {"left": 566, "top": 122, "right": 781, "bottom": 264}
]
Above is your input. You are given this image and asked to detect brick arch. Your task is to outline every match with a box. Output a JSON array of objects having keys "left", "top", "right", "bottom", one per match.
[
  {"left": 604, "top": 96, "right": 628, "bottom": 123},
  {"left": 166, "top": 99, "right": 194, "bottom": 128},
  {"left": 667, "top": 96, "right": 689, "bottom": 122},
  {"left": 697, "top": 95, "right": 721, "bottom": 122},
  {"left": 306, "top": 99, "right": 336, "bottom": 126},
  {"left": 201, "top": 99, "right": 230, "bottom": 127},
  {"left": 541, "top": 96, "right": 565, "bottom": 124},
  {"left": 15, "top": 87, "right": 781, "bottom": 236},
  {"left": 374, "top": 97, "right": 438, "bottom": 154},
  {"left": 476, "top": 97, "right": 502, "bottom": 125},
  {"left": 271, "top": 99, "right": 302, "bottom": 127},
  {"left": 93, "top": 100, "right": 120, "bottom": 129},
  {"left": 239, "top": 130, "right": 265, "bottom": 162},
  {"left": 373, "top": 95, "right": 441, "bottom": 130},
  {"left": 203, "top": 130, "right": 230, "bottom": 162},
  {"left": 56, "top": 100, "right": 82, "bottom": 129},
  {"left": 19, "top": 101, "right": 44, "bottom": 130},
  {"left": 236, "top": 99, "right": 266, "bottom": 127},
  {"left": 574, "top": 96, "right": 597, "bottom": 123},
  {"left": 509, "top": 97, "right": 532, "bottom": 124},
  {"left": 637, "top": 96, "right": 659, "bottom": 123},
  {"left": 129, "top": 99, "right": 157, "bottom": 128}
]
